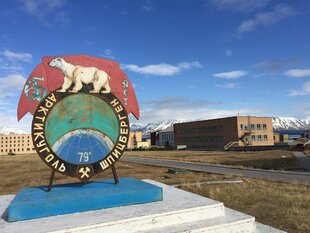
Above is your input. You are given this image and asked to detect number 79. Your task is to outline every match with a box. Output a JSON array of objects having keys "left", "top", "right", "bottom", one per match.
[{"left": 78, "top": 152, "right": 91, "bottom": 162}]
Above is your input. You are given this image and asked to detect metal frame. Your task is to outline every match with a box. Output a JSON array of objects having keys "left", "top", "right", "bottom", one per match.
[{"left": 46, "top": 165, "right": 119, "bottom": 192}]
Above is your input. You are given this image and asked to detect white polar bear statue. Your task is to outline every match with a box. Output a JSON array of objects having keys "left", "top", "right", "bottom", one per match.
[{"left": 48, "top": 57, "right": 111, "bottom": 93}]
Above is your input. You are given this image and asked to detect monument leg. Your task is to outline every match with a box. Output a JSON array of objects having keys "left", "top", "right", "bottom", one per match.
[
  {"left": 111, "top": 165, "right": 119, "bottom": 184},
  {"left": 47, "top": 170, "right": 56, "bottom": 192}
]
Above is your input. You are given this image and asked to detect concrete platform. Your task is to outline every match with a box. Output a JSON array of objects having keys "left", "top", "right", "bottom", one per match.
[{"left": 0, "top": 180, "right": 286, "bottom": 233}]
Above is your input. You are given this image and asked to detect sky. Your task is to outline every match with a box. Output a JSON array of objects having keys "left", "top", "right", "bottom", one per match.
[{"left": 0, "top": 0, "right": 310, "bottom": 132}]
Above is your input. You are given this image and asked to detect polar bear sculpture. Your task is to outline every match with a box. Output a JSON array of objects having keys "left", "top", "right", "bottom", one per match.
[{"left": 48, "top": 57, "right": 111, "bottom": 93}]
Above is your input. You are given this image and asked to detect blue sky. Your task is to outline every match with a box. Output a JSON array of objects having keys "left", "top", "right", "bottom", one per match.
[{"left": 0, "top": 0, "right": 310, "bottom": 131}]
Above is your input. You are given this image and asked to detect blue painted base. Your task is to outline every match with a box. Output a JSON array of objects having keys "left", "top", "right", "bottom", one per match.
[{"left": 7, "top": 177, "right": 163, "bottom": 222}]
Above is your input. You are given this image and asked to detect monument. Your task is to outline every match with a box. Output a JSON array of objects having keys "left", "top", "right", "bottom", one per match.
[{"left": 7, "top": 55, "right": 162, "bottom": 222}]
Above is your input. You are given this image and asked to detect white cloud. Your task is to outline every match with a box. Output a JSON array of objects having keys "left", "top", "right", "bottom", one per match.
[
  {"left": 254, "top": 59, "right": 299, "bottom": 72},
  {"left": 284, "top": 69, "right": 310, "bottom": 78},
  {"left": 141, "top": 0, "right": 154, "bottom": 12},
  {"left": 84, "top": 40, "right": 94, "bottom": 46},
  {"left": 0, "top": 74, "right": 26, "bottom": 97},
  {"left": 215, "top": 83, "right": 239, "bottom": 89},
  {"left": 132, "top": 96, "right": 264, "bottom": 124},
  {"left": 0, "top": 113, "right": 32, "bottom": 133},
  {"left": 237, "top": 4, "right": 296, "bottom": 33},
  {"left": 178, "top": 61, "right": 203, "bottom": 70},
  {"left": 122, "top": 61, "right": 202, "bottom": 76},
  {"left": 288, "top": 81, "right": 310, "bottom": 96},
  {"left": 208, "top": 0, "right": 270, "bottom": 12},
  {"left": 22, "top": 0, "right": 66, "bottom": 14},
  {"left": 1, "top": 49, "right": 32, "bottom": 63},
  {"left": 213, "top": 70, "right": 247, "bottom": 79},
  {"left": 225, "top": 50, "right": 232, "bottom": 56},
  {"left": 20, "top": 0, "right": 69, "bottom": 27},
  {"left": 99, "top": 49, "right": 115, "bottom": 59}
]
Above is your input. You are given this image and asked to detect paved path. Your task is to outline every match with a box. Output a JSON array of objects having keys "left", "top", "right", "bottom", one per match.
[
  {"left": 121, "top": 156, "right": 310, "bottom": 185},
  {"left": 293, "top": 152, "right": 310, "bottom": 171}
]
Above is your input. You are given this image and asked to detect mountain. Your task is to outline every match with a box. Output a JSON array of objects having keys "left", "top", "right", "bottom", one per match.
[
  {"left": 0, "top": 126, "right": 27, "bottom": 135},
  {"left": 1, "top": 117, "right": 309, "bottom": 136},
  {"left": 131, "top": 117, "right": 310, "bottom": 134},
  {"left": 272, "top": 117, "right": 310, "bottom": 131},
  {"left": 130, "top": 119, "right": 185, "bottom": 134}
]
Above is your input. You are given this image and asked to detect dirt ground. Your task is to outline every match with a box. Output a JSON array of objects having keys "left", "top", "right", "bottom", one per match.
[{"left": 0, "top": 153, "right": 309, "bottom": 233}]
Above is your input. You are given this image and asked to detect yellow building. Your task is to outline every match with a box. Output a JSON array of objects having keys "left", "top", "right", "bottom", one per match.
[
  {"left": 174, "top": 116, "right": 274, "bottom": 149},
  {"left": 127, "top": 132, "right": 142, "bottom": 149},
  {"left": 0, "top": 134, "right": 35, "bottom": 155}
]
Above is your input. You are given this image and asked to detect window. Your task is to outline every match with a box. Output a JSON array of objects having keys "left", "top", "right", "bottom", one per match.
[
  {"left": 263, "top": 124, "right": 267, "bottom": 130},
  {"left": 27, "top": 148, "right": 30, "bottom": 151},
  {"left": 240, "top": 124, "right": 243, "bottom": 130},
  {"left": 257, "top": 135, "right": 262, "bottom": 141},
  {"left": 251, "top": 135, "right": 255, "bottom": 141},
  {"left": 264, "top": 135, "right": 268, "bottom": 141},
  {"left": 257, "top": 124, "right": 261, "bottom": 130},
  {"left": 251, "top": 124, "right": 255, "bottom": 130}
]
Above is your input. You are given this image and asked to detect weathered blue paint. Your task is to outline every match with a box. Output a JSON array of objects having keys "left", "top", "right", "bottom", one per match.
[
  {"left": 45, "top": 93, "right": 119, "bottom": 146},
  {"left": 7, "top": 178, "right": 163, "bottom": 222}
]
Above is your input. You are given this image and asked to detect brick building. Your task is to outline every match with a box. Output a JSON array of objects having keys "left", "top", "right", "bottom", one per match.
[
  {"left": 0, "top": 134, "right": 35, "bottom": 155},
  {"left": 174, "top": 116, "right": 274, "bottom": 149}
]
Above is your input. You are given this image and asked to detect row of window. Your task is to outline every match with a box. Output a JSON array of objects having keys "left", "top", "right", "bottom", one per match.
[
  {"left": 0, "top": 140, "right": 30, "bottom": 143},
  {"left": 240, "top": 124, "right": 267, "bottom": 131},
  {"left": 179, "top": 135, "right": 224, "bottom": 142},
  {"left": 179, "top": 125, "right": 223, "bottom": 133},
  {"left": 0, "top": 148, "right": 35, "bottom": 153},
  {"left": 0, "top": 135, "right": 31, "bottom": 140},
  {"left": 244, "top": 135, "right": 268, "bottom": 141},
  {"left": 1, "top": 144, "right": 31, "bottom": 148},
  {"left": 160, "top": 133, "right": 174, "bottom": 141}
]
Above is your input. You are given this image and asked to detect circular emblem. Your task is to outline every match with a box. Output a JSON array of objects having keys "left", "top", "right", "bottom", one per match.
[{"left": 32, "top": 90, "right": 129, "bottom": 181}]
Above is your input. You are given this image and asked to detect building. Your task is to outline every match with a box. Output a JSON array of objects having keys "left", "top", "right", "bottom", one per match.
[
  {"left": 0, "top": 133, "right": 35, "bottom": 155},
  {"left": 158, "top": 126, "right": 174, "bottom": 147},
  {"left": 150, "top": 131, "right": 159, "bottom": 146},
  {"left": 273, "top": 132, "right": 280, "bottom": 143},
  {"left": 137, "top": 140, "right": 151, "bottom": 149},
  {"left": 127, "top": 132, "right": 142, "bottom": 149},
  {"left": 174, "top": 116, "right": 274, "bottom": 149}
]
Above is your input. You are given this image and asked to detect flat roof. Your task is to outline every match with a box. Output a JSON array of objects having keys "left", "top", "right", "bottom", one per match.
[{"left": 174, "top": 116, "right": 272, "bottom": 125}]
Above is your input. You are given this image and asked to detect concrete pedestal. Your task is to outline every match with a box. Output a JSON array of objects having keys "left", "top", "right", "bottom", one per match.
[{"left": 0, "top": 179, "right": 285, "bottom": 233}]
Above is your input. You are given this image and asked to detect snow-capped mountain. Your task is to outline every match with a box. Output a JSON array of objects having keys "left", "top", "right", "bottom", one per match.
[
  {"left": 1, "top": 117, "right": 309, "bottom": 136},
  {"left": 272, "top": 117, "right": 310, "bottom": 131},
  {"left": 0, "top": 126, "right": 27, "bottom": 135},
  {"left": 131, "top": 117, "right": 310, "bottom": 134},
  {"left": 130, "top": 119, "right": 186, "bottom": 134}
]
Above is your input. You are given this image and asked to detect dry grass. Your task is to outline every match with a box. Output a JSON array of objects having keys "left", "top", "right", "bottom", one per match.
[
  {"left": 1, "top": 153, "right": 309, "bottom": 233},
  {"left": 181, "top": 179, "right": 310, "bottom": 233},
  {"left": 0, "top": 153, "right": 229, "bottom": 195},
  {"left": 125, "top": 150, "right": 303, "bottom": 170}
]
